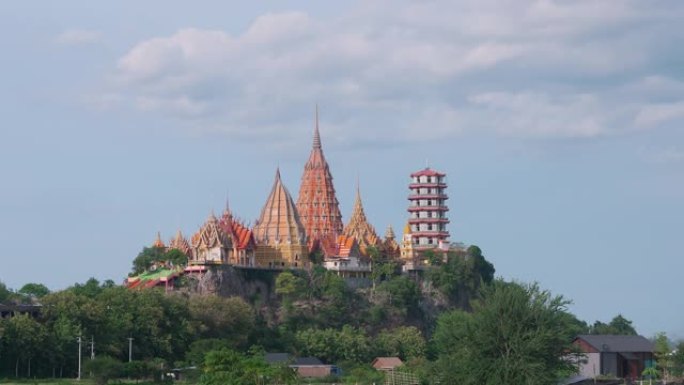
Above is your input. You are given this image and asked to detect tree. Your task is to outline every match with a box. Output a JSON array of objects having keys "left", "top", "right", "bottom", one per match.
[
  {"left": 375, "top": 326, "right": 426, "bottom": 360},
  {"left": 165, "top": 249, "right": 189, "bottom": 266},
  {"left": 432, "top": 280, "right": 577, "bottom": 385},
  {"left": 188, "top": 295, "right": 254, "bottom": 345},
  {"left": 589, "top": 314, "right": 638, "bottom": 335},
  {"left": 0, "top": 281, "right": 12, "bottom": 302},
  {"left": 84, "top": 356, "right": 124, "bottom": 385},
  {"left": 200, "top": 348, "right": 274, "bottom": 385},
  {"left": 18, "top": 283, "right": 50, "bottom": 299},
  {"left": 275, "top": 271, "right": 304, "bottom": 305},
  {"left": 2, "top": 314, "right": 47, "bottom": 377},
  {"left": 653, "top": 332, "right": 672, "bottom": 382},
  {"left": 131, "top": 246, "right": 166, "bottom": 275}
]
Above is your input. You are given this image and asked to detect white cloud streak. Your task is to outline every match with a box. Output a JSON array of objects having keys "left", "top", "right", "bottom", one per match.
[
  {"left": 105, "top": 0, "right": 684, "bottom": 145},
  {"left": 56, "top": 29, "right": 101, "bottom": 46}
]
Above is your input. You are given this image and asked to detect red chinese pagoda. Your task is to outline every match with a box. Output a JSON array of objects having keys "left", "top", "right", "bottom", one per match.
[{"left": 407, "top": 167, "right": 450, "bottom": 250}]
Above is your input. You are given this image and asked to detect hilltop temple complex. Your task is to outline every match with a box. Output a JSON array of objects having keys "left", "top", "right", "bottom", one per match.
[{"left": 127, "top": 109, "right": 459, "bottom": 288}]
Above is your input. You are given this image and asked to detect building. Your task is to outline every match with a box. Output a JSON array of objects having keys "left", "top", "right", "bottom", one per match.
[
  {"left": 190, "top": 213, "right": 233, "bottom": 264},
  {"left": 296, "top": 107, "right": 344, "bottom": 244},
  {"left": 406, "top": 167, "right": 450, "bottom": 250},
  {"left": 264, "top": 353, "right": 339, "bottom": 378},
  {"left": 372, "top": 357, "right": 404, "bottom": 371},
  {"left": 343, "top": 184, "right": 380, "bottom": 254},
  {"left": 253, "top": 169, "right": 309, "bottom": 269},
  {"left": 218, "top": 208, "right": 256, "bottom": 267},
  {"left": 572, "top": 334, "right": 655, "bottom": 380},
  {"left": 380, "top": 225, "right": 400, "bottom": 259},
  {"left": 322, "top": 235, "right": 372, "bottom": 278},
  {"left": 168, "top": 229, "right": 192, "bottom": 257}
]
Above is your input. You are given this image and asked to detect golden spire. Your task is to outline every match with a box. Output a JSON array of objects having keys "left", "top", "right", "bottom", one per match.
[
  {"left": 153, "top": 231, "right": 165, "bottom": 248},
  {"left": 343, "top": 182, "right": 379, "bottom": 250},
  {"left": 313, "top": 104, "right": 321, "bottom": 149}
]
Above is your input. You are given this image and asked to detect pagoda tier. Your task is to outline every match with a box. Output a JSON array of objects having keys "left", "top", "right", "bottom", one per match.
[
  {"left": 343, "top": 184, "right": 379, "bottom": 254},
  {"left": 253, "top": 169, "right": 309, "bottom": 269},
  {"left": 296, "top": 107, "right": 344, "bottom": 243}
]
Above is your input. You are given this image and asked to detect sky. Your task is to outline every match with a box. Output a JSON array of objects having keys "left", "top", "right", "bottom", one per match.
[{"left": 0, "top": 0, "right": 682, "bottom": 338}]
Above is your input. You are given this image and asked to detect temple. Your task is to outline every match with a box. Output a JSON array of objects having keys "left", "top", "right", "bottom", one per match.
[
  {"left": 296, "top": 107, "right": 344, "bottom": 245},
  {"left": 253, "top": 169, "right": 309, "bottom": 269},
  {"left": 126, "top": 107, "right": 467, "bottom": 290},
  {"left": 343, "top": 183, "right": 380, "bottom": 254}
]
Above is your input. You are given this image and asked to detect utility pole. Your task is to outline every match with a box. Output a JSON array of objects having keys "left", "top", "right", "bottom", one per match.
[
  {"left": 90, "top": 336, "right": 95, "bottom": 360},
  {"left": 128, "top": 337, "right": 134, "bottom": 362},
  {"left": 76, "top": 335, "right": 82, "bottom": 381}
]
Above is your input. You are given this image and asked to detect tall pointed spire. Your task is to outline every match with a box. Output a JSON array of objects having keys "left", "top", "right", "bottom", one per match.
[
  {"left": 313, "top": 104, "right": 321, "bottom": 149},
  {"left": 297, "top": 106, "right": 344, "bottom": 242},
  {"left": 254, "top": 168, "right": 307, "bottom": 244},
  {"left": 343, "top": 182, "right": 379, "bottom": 252}
]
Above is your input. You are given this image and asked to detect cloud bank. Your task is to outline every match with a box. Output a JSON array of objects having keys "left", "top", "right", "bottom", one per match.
[{"left": 108, "top": 0, "right": 684, "bottom": 145}]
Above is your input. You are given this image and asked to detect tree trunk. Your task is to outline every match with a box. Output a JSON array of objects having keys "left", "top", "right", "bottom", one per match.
[
  {"left": 27, "top": 357, "right": 31, "bottom": 378},
  {"left": 15, "top": 358, "right": 19, "bottom": 378}
]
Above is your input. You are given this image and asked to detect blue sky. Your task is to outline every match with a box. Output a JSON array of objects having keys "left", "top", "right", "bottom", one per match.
[{"left": 1, "top": 0, "right": 683, "bottom": 338}]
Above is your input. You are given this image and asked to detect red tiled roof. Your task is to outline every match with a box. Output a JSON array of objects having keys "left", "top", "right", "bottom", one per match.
[
  {"left": 410, "top": 168, "right": 445, "bottom": 177},
  {"left": 372, "top": 357, "right": 403, "bottom": 370}
]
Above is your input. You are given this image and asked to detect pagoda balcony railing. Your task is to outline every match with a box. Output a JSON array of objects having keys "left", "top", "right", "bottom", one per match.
[
  {"left": 408, "top": 183, "right": 447, "bottom": 189},
  {"left": 408, "top": 218, "right": 450, "bottom": 223},
  {"left": 408, "top": 193, "right": 448, "bottom": 199},
  {"left": 408, "top": 206, "right": 449, "bottom": 211}
]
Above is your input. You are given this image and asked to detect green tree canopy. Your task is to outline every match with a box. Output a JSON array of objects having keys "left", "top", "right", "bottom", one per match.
[
  {"left": 589, "top": 314, "right": 638, "bottom": 335},
  {"left": 432, "top": 280, "right": 577, "bottom": 385},
  {"left": 18, "top": 283, "right": 50, "bottom": 299}
]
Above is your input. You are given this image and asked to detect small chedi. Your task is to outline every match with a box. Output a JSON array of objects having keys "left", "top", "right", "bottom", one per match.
[{"left": 126, "top": 108, "right": 461, "bottom": 289}]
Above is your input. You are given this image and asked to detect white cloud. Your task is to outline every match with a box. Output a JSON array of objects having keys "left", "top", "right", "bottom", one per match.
[
  {"left": 635, "top": 101, "right": 684, "bottom": 128},
  {"left": 55, "top": 29, "right": 101, "bottom": 46},
  {"left": 104, "top": 0, "right": 684, "bottom": 145}
]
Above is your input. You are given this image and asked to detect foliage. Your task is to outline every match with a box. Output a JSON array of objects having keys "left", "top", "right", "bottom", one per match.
[
  {"left": 296, "top": 325, "right": 371, "bottom": 364},
  {"left": 589, "top": 314, "right": 637, "bottom": 335},
  {"left": 18, "top": 282, "right": 50, "bottom": 299},
  {"left": 375, "top": 326, "right": 426, "bottom": 361},
  {"left": 83, "top": 356, "right": 124, "bottom": 385},
  {"left": 200, "top": 348, "right": 280, "bottom": 385},
  {"left": 188, "top": 295, "right": 254, "bottom": 345},
  {"left": 427, "top": 245, "right": 495, "bottom": 308},
  {"left": 432, "top": 280, "right": 577, "bottom": 385},
  {"left": 0, "top": 280, "right": 11, "bottom": 302},
  {"left": 131, "top": 247, "right": 188, "bottom": 276},
  {"left": 275, "top": 271, "right": 305, "bottom": 306}
]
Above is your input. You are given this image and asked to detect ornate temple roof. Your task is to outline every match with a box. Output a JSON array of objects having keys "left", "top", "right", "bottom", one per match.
[
  {"left": 253, "top": 169, "right": 307, "bottom": 245},
  {"left": 191, "top": 212, "right": 232, "bottom": 249},
  {"left": 343, "top": 184, "right": 379, "bottom": 250},
  {"left": 385, "top": 225, "right": 396, "bottom": 241},
  {"left": 219, "top": 208, "right": 255, "bottom": 250},
  {"left": 168, "top": 229, "right": 192, "bottom": 256},
  {"left": 152, "top": 232, "right": 166, "bottom": 248},
  {"left": 411, "top": 167, "right": 446, "bottom": 177},
  {"left": 296, "top": 106, "right": 344, "bottom": 240}
]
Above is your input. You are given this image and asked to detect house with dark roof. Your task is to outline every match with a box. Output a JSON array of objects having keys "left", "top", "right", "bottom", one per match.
[
  {"left": 264, "top": 353, "right": 340, "bottom": 378},
  {"left": 573, "top": 335, "right": 655, "bottom": 380}
]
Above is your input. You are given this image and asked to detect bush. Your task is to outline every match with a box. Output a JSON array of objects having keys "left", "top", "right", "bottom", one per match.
[{"left": 84, "top": 356, "right": 124, "bottom": 385}]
